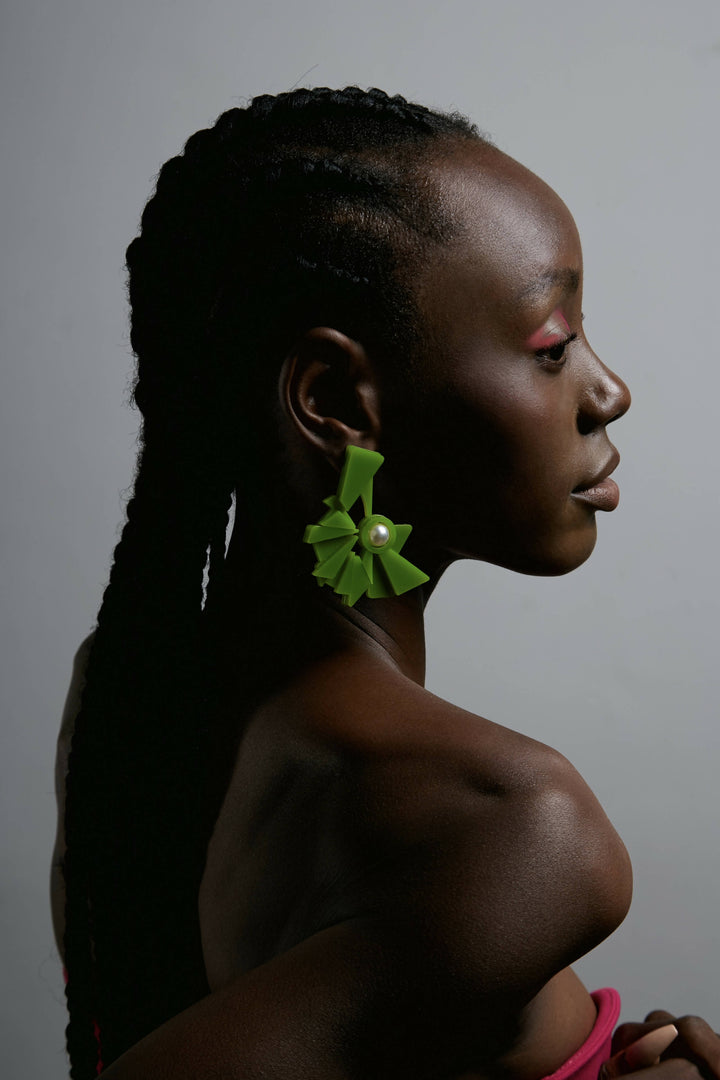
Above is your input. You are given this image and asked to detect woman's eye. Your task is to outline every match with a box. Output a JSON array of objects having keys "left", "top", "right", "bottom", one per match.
[{"left": 536, "top": 332, "right": 576, "bottom": 367}]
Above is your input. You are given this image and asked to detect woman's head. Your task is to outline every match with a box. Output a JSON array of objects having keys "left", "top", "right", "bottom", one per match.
[
  {"left": 127, "top": 84, "right": 630, "bottom": 590},
  {"left": 281, "top": 134, "right": 630, "bottom": 583}
]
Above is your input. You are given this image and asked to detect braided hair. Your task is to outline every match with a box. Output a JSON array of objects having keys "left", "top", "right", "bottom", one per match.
[{"left": 62, "top": 86, "right": 482, "bottom": 1076}]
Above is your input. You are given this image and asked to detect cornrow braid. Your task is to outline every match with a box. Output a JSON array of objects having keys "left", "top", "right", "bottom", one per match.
[{"left": 62, "top": 86, "right": 482, "bottom": 1076}]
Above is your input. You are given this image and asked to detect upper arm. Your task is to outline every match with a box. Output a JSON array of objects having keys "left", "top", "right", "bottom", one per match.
[
  {"left": 97, "top": 761, "right": 625, "bottom": 1080},
  {"left": 325, "top": 745, "right": 631, "bottom": 1011},
  {"left": 97, "top": 918, "right": 386, "bottom": 1080},
  {"left": 94, "top": 912, "right": 539, "bottom": 1080}
]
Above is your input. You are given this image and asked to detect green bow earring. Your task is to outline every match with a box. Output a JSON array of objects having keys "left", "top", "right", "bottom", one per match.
[{"left": 303, "top": 445, "right": 430, "bottom": 607}]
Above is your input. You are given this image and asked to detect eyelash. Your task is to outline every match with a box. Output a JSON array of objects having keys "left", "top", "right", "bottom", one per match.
[{"left": 535, "top": 331, "right": 577, "bottom": 368}]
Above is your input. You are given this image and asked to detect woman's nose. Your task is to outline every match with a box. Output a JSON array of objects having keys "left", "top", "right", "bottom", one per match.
[{"left": 577, "top": 353, "right": 631, "bottom": 434}]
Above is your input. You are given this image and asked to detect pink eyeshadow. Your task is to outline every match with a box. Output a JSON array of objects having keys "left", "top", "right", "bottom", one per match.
[{"left": 525, "top": 309, "right": 571, "bottom": 350}]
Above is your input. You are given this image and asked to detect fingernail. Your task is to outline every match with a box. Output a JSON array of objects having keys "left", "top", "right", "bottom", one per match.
[{"left": 624, "top": 1024, "right": 679, "bottom": 1068}]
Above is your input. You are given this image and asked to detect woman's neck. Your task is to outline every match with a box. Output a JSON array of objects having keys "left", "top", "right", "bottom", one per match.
[
  {"left": 317, "top": 589, "right": 429, "bottom": 686},
  {"left": 213, "top": 528, "right": 433, "bottom": 692}
]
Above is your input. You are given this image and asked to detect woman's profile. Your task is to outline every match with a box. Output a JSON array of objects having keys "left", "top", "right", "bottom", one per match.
[{"left": 51, "top": 86, "right": 719, "bottom": 1079}]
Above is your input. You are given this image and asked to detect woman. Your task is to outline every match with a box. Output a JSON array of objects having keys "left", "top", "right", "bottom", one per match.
[{"left": 52, "top": 87, "right": 719, "bottom": 1079}]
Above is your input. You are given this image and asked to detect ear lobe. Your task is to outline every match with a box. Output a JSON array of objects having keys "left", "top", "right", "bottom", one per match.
[{"left": 281, "top": 326, "right": 381, "bottom": 460}]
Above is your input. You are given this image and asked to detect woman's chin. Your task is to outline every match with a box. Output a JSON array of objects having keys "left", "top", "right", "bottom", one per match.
[{"left": 490, "top": 528, "right": 599, "bottom": 578}]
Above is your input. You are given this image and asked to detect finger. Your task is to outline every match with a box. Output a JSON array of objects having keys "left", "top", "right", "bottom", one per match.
[
  {"left": 614, "top": 1023, "right": 681, "bottom": 1055},
  {"left": 675, "top": 1016, "right": 719, "bottom": 1044},
  {"left": 671, "top": 1016, "right": 720, "bottom": 1078},
  {"left": 602, "top": 1025, "right": 679, "bottom": 1078},
  {"left": 647, "top": 1011, "right": 679, "bottom": 1025},
  {"left": 625, "top": 1027, "right": 680, "bottom": 1069},
  {"left": 600, "top": 1057, "right": 702, "bottom": 1080}
]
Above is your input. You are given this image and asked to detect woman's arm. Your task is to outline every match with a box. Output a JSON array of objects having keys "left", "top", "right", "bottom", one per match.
[
  {"left": 97, "top": 922, "right": 583, "bottom": 1080},
  {"left": 50, "top": 631, "right": 95, "bottom": 962},
  {"left": 99, "top": 747, "right": 631, "bottom": 1080},
  {"left": 97, "top": 951, "right": 720, "bottom": 1080},
  {"left": 100, "top": 917, "right": 396, "bottom": 1080}
]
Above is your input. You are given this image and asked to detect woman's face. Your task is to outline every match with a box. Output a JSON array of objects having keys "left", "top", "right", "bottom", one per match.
[{"left": 383, "top": 140, "right": 631, "bottom": 578}]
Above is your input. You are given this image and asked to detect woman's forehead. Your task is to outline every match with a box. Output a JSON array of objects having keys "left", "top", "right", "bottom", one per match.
[
  {"left": 422, "top": 141, "right": 582, "bottom": 310},
  {"left": 406, "top": 143, "right": 583, "bottom": 364}
]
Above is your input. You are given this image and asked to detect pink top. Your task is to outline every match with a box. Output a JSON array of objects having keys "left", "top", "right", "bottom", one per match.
[{"left": 542, "top": 988, "right": 621, "bottom": 1080}]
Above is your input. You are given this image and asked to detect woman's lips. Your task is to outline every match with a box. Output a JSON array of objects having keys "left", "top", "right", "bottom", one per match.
[
  {"left": 571, "top": 477, "right": 620, "bottom": 511},
  {"left": 572, "top": 449, "right": 621, "bottom": 511}
]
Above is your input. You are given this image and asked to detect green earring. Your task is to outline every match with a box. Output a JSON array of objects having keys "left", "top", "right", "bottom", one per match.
[{"left": 303, "top": 445, "right": 430, "bottom": 607}]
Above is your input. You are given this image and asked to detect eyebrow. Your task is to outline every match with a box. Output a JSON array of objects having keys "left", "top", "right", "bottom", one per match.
[{"left": 516, "top": 267, "right": 580, "bottom": 302}]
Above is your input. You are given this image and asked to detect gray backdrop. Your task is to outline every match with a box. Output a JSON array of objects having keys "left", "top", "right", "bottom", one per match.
[{"left": 2, "top": 1, "right": 718, "bottom": 1076}]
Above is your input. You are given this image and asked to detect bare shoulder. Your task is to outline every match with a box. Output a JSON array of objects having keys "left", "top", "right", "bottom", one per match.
[
  {"left": 292, "top": 659, "right": 632, "bottom": 989},
  {"left": 300, "top": 656, "right": 619, "bottom": 830}
]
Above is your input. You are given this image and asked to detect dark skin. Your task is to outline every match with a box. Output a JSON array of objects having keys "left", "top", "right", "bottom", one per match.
[{"left": 52, "top": 141, "right": 719, "bottom": 1079}]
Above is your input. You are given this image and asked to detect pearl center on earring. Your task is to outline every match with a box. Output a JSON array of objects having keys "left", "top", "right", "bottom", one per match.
[{"left": 367, "top": 523, "right": 390, "bottom": 548}]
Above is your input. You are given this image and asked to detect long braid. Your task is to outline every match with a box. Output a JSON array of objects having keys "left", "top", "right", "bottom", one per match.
[
  {"left": 64, "top": 434, "right": 232, "bottom": 1069},
  {"left": 63, "top": 87, "right": 481, "bottom": 1076}
]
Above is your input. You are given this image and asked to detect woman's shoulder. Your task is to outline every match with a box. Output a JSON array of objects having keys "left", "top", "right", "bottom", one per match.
[
  {"left": 205, "top": 653, "right": 631, "bottom": 1011},
  {"left": 278, "top": 654, "right": 632, "bottom": 929},
  {"left": 284, "top": 651, "right": 609, "bottom": 815}
]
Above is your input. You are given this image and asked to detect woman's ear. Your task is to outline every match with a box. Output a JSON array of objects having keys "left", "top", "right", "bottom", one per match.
[{"left": 280, "top": 327, "right": 381, "bottom": 463}]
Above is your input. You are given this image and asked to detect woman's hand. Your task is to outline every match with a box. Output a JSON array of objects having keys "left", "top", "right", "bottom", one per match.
[{"left": 601, "top": 1011, "right": 720, "bottom": 1080}]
